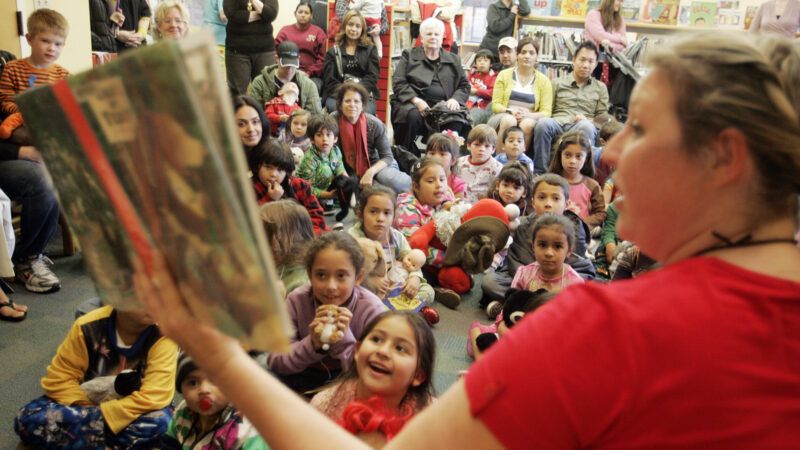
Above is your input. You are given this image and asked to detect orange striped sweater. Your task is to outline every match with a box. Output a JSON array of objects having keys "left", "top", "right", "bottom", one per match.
[{"left": 0, "top": 58, "right": 69, "bottom": 115}]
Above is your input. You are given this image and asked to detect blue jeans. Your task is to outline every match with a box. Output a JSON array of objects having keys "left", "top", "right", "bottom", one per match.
[
  {"left": 0, "top": 160, "right": 59, "bottom": 261},
  {"left": 374, "top": 159, "right": 412, "bottom": 194},
  {"left": 530, "top": 118, "right": 597, "bottom": 175}
]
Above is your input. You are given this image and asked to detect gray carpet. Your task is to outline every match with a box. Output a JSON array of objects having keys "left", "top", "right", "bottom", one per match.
[{"left": 0, "top": 228, "right": 488, "bottom": 449}]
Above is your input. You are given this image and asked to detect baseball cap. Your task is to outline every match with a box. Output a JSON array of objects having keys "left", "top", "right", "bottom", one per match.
[
  {"left": 498, "top": 36, "right": 518, "bottom": 50},
  {"left": 277, "top": 41, "right": 300, "bottom": 68}
]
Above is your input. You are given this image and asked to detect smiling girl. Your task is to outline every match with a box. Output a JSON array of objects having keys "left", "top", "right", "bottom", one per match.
[{"left": 267, "top": 232, "right": 385, "bottom": 396}]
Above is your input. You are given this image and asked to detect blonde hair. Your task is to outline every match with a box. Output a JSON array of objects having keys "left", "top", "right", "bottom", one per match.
[
  {"left": 647, "top": 31, "right": 800, "bottom": 217},
  {"left": 27, "top": 8, "right": 68, "bottom": 38},
  {"left": 154, "top": 1, "right": 190, "bottom": 39}
]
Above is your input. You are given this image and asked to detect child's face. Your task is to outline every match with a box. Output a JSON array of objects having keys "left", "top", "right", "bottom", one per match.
[
  {"left": 181, "top": 369, "right": 229, "bottom": 417},
  {"left": 361, "top": 194, "right": 394, "bottom": 242},
  {"left": 561, "top": 144, "right": 588, "bottom": 179},
  {"left": 314, "top": 128, "right": 337, "bottom": 154},
  {"left": 236, "top": 105, "right": 263, "bottom": 148},
  {"left": 475, "top": 56, "right": 491, "bottom": 73},
  {"left": 355, "top": 316, "right": 423, "bottom": 403},
  {"left": 533, "top": 225, "right": 571, "bottom": 278},
  {"left": 310, "top": 247, "right": 362, "bottom": 306},
  {"left": 503, "top": 131, "right": 525, "bottom": 159},
  {"left": 425, "top": 148, "right": 453, "bottom": 173},
  {"left": 290, "top": 115, "right": 308, "bottom": 138},
  {"left": 533, "top": 182, "right": 567, "bottom": 215},
  {"left": 258, "top": 164, "right": 287, "bottom": 187},
  {"left": 26, "top": 31, "right": 65, "bottom": 67},
  {"left": 498, "top": 180, "right": 525, "bottom": 205},
  {"left": 468, "top": 140, "right": 494, "bottom": 164},
  {"left": 413, "top": 165, "right": 448, "bottom": 207}
]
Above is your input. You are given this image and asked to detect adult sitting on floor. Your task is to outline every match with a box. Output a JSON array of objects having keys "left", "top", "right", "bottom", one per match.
[
  {"left": 322, "top": 10, "right": 380, "bottom": 114},
  {"left": 247, "top": 42, "right": 323, "bottom": 115},
  {"left": 390, "top": 17, "right": 470, "bottom": 155},
  {"left": 530, "top": 40, "right": 608, "bottom": 174},
  {"left": 330, "top": 82, "right": 411, "bottom": 194}
]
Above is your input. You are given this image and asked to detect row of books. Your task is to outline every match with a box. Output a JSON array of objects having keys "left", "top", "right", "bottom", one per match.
[{"left": 519, "top": 26, "right": 582, "bottom": 62}]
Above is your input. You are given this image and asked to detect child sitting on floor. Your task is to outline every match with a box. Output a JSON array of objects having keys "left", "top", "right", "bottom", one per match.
[
  {"left": 264, "top": 82, "right": 301, "bottom": 137},
  {"left": 259, "top": 200, "right": 314, "bottom": 295},
  {"left": 311, "top": 311, "right": 436, "bottom": 447},
  {"left": 161, "top": 352, "right": 267, "bottom": 449},
  {"left": 425, "top": 132, "right": 465, "bottom": 200},
  {"left": 511, "top": 213, "right": 584, "bottom": 292},
  {"left": 267, "top": 232, "right": 385, "bottom": 397},
  {"left": 495, "top": 126, "right": 535, "bottom": 175},
  {"left": 296, "top": 114, "right": 347, "bottom": 201},
  {"left": 455, "top": 124, "right": 504, "bottom": 204},
  {"left": 279, "top": 109, "right": 312, "bottom": 154},
  {"left": 250, "top": 140, "right": 329, "bottom": 235},
  {"left": 548, "top": 130, "right": 607, "bottom": 228},
  {"left": 14, "top": 305, "right": 177, "bottom": 448}
]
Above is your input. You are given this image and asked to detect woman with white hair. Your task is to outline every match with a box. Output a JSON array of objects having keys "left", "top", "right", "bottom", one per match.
[
  {"left": 154, "top": 0, "right": 190, "bottom": 40},
  {"left": 140, "top": 31, "right": 800, "bottom": 449},
  {"left": 390, "top": 17, "right": 470, "bottom": 155}
]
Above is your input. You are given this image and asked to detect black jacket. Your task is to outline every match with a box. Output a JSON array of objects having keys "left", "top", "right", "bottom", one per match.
[
  {"left": 479, "top": 0, "right": 531, "bottom": 59},
  {"left": 223, "top": 0, "right": 279, "bottom": 54},
  {"left": 322, "top": 43, "right": 380, "bottom": 101},
  {"left": 89, "top": 0, "right": 117, "bottom": 52},
  {"left": 390, "top": 47, "right": 470, "bottom": 124},
  {"left": 507, "top": 212, "right": 596, "bottom": 280}
]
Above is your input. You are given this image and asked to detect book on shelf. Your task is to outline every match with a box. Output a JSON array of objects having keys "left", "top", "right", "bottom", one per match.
[
  {"left": 529, "top": 0, "right": 560, "bottom": 16},
  {"left": 520, "top": 25, "right": 582, "bottom": 62},
  {"left": 560, "top": 0, "right": 588, "bottom": 18},
  {"left": 17, "top": 33, "right": 292, "bottom": 352},
  {"left": 688, "top": 0, "right": 718, "bottom": 26},
  {"left": 650, "top": 0, "right": 680, "bottom": 25}
]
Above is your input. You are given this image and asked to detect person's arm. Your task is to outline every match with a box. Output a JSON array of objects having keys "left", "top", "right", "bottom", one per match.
[
  {"left": 584, "top": 179, "right": 607, "bottom": 228},
  {"left": 371, "top": 118, "right": 393, "bottom": 167},
  {"left": 100, "top": 337, "right": 178, "bottom": 434},
  {"left": 594, "top": 83, "right": 610, "bottom": 118},
  {"left": 476, "top": 73, "right": 495, "bottom": 100},
  {"left": 322, "top": 49, "right": 342, "bottom": 97},
  {"left": 0, "top": 64, "right": 20, "bottom": 115},
  {"left": 136, "top": 16, "right": 151, "bottom": 38},
  {"left": 451, "top": 61, "right": 471, "bottom": 105},
  {"left": 485, "top": 3, "right": 515, "bottom": 35},
  {"left": 264, "top": 101, "right": 282, "bottom": 126},
  {"left": 584, "top": 10, "right": 621, "bottom": 47},
  {"left": 390, "top": 50, "right": 418, "bottom": 103},
  {"left": 246, "top": 76, "right": 267, "bottom": 107},
  {"left": 274, "top": 27, "right": 286, "bottom": 48},
  {"left": 310, "top": 28, "right": 327, "bottom": 77},
  {"left": 435, "top": 0, "right": 462, "bottom": 22},
  {"left": 536, "top": 72, "right": 554, "bottom": 117},
  {"left": 518, "top": 0, "right": 531, "bottom": 17},
  {"left": 507, "top": 216, "right": 535, "bottom": 275},
  {"left": 260, "top": 0, "right": 279, "bottom": 23},
  {"left": 40, "top": 321, "right": 93, "bottom": 406},
  {"left": 224, "top": 0, "right": 255, "bottom": 24}
]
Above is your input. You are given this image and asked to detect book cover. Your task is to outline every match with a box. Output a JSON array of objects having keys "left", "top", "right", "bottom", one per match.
[
  {"left": 17, "top": 34, "right": 291, "bottom": 352},
  {"left": 650, "top": 0, "right": 680, "bottom": 24},
  {"left": 621, "top": 0, "right": 642, "bottom": 21},
  {"left": 560, "top": 0, "right": 587, "bottom": 18},
  {"left": 689, "top": 1, "right": 718, "bottom": 26}
]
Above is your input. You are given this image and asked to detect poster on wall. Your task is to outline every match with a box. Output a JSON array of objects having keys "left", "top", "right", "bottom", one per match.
[
  {"left": 689, "top": 1, "right": 718, "bottom": 26},
  {"left": 650, "top": 0, "right": 680, "bottom": 24},
  {"left": 621, "top": 0, "right": 643, "bottom": 21}
]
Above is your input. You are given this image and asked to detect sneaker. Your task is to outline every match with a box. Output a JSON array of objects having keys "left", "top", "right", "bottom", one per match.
[
  {"left": 434, "top": 287, "right": 461, "bottom": 310},
  {"left": 485, "top": 300, "right": 503, "bottom": 320},
  {"left": 15, "top": 255, "right": 61, "bottom": 293}
]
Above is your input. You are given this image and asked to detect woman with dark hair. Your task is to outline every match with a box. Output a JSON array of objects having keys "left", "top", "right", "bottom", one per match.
[
  {"left": 390, "top": 17, "right": 470, "bottom": 155},
  {"left": 233, "top": 95, "right": 270, "bottom": 152},
  {"left": 330, "top": 82, "right": 411, "bottom": 194},
  {"left": 322, "top": 10, "right": 380, "bottom": 114},
  {"left": 584, "top": 0, "right": 627, "bottom": 52},
  {"left": 275, "top": 1, "right": 327, "bottom": 92}
]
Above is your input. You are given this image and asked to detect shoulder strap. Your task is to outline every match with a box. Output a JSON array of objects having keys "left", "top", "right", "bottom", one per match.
[{"left": 335, "top": 45, "right": 344, "bottom": 79}]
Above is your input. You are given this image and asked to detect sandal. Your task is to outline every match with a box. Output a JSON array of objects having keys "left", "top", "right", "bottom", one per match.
[{"left": 0, "top": 300, "right": 27, "bottom": 322}]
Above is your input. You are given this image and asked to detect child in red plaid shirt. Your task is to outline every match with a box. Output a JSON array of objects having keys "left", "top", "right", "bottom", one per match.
[
  {"left": 250, "top": 140, "right": 329, "bottom": 235},
  {"left": 264, "top": 82, "right": 301, "bottom": 137}
]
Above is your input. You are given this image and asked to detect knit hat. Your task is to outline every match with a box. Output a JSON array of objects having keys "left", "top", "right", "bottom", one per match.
[
  {"left": 442, "top": 199, "right": 511, "bottom": 273},
  {"left": 175, "top": 351, "right": 198, "bottom": 393}
]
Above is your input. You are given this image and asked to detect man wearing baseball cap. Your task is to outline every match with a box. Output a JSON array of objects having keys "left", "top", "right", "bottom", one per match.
[
  {"left": 247, "top": 41, "right": 323, "bottom": 115},
  {"left": 495, "top": 36, "right": 518, "bottom": 71}
]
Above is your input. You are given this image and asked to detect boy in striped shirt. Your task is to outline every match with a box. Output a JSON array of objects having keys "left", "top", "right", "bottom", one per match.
[{"left": 0, "top": 8, "right": 70, "bottom": 141}]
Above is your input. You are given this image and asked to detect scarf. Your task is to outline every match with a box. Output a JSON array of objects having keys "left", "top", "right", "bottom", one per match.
[{"left": 339, "top": 113, "right": 370, "bottom": 177}]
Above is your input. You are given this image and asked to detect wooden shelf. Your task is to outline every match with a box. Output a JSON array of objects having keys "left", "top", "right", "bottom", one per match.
[{"left": 519, "top": 14, "right": 705, "bottom": 35}]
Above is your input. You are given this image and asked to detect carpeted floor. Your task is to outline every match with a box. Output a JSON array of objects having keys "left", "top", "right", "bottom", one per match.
[{"left": 0, "top": 228, "right": 488, "bottom": 449}]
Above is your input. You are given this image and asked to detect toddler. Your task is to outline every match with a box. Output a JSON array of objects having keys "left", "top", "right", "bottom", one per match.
[
  {"left": 425, "top": 132, "right": 464, "bottom": 200},
  {"left": 349, "top": 0, "right": 385, "bottom": 57},
  {"left": 264, "top": 81, "right": 301, "bottom": 136},
  {"left": 495, "top": 126, "right": 535, "bottom": 175},
  {"left": 280, "top": 109, "right": 312, "bottom": 154},
  {"left": 14, "top": 306, "right": 176, "bottom": 448},
  {"left": 548, "top": 131, "right": 606, "bottom": 227},
  {"left": 267, "top": 232, "right": 385, "bottom": 396},
  {"left": 311, "top": 311, "right": 435, "bottom": 447},
  {"left": 296, "top": 114, "right": 347, "bottom": 200},
  {"left": 455, "top": 124, "right": 503, "bottom": 204},
  {"left": 0, "top": 9, "right": 70, "bottom": 142},
  {"left": 250, "top": 140, "right": 328, "bottom": 235},
  {"left": 162, "top": 352, "right": 267, "bottom": 449},
  {"left": 511, "top": 213, "right": 584, "bottom": 292},
  {"left": 466, "top": 49, "right": 496, "bottom": 111}
]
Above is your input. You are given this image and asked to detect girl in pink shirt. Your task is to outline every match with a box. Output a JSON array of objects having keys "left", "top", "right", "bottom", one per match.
[
  {"left": 584, "top": 0, "right": 628, "bottom": 52},
  {"left": 511, "top": 213, "right": 584, "bottom": 292},
  {"left": 548, "top": 131, "right": 606, "bottom": 227}
]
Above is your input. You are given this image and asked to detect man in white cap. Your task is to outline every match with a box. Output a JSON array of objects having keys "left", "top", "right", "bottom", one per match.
[
  {"left": 495, "top": 36, "right": 518, "bottom": 71},
  {"left": 247, "top": 41, "right": 323, "bottom": 114}
]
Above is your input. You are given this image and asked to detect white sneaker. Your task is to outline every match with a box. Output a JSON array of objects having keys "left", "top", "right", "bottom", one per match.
[{"left": 15, "top": 255, "right": 61, "bottom": 293}]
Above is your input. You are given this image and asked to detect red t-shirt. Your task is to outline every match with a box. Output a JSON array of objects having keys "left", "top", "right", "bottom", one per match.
[{"left": 466, "top": 257, "right": 800, "bottom": 449}]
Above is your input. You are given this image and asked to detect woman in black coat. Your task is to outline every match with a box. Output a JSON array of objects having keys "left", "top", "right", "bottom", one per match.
[{"left": 322, "top": 10, "right": 380, "bottom": 114}]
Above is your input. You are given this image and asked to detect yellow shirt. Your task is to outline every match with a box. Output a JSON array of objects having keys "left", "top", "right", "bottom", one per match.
[{"left": 491, "top": 67, "right": 554, "bottom": 117}]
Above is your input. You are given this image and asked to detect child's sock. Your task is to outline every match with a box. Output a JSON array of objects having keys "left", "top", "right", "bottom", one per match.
[{"left": 0, "top": 113, "right": 23, "bottom": 140}]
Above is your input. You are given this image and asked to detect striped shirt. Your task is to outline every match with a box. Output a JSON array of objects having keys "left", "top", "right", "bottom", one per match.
[{"left": 0, "top": 58, "right": 69, "bottom": 115}]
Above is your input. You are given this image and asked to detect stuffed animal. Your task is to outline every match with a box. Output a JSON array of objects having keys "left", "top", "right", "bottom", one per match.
[
  {"left": 475, "top": 288, "right": 555, "bottom": 353},
  {"left": 408, "top": 199, "right": 513, "bottom": 307},
  {"left": 356, "top": 238, "right": 388, "bottom": 296},
  {"left": 329, "top": 174, "right": 359, "bottom": 221}
]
